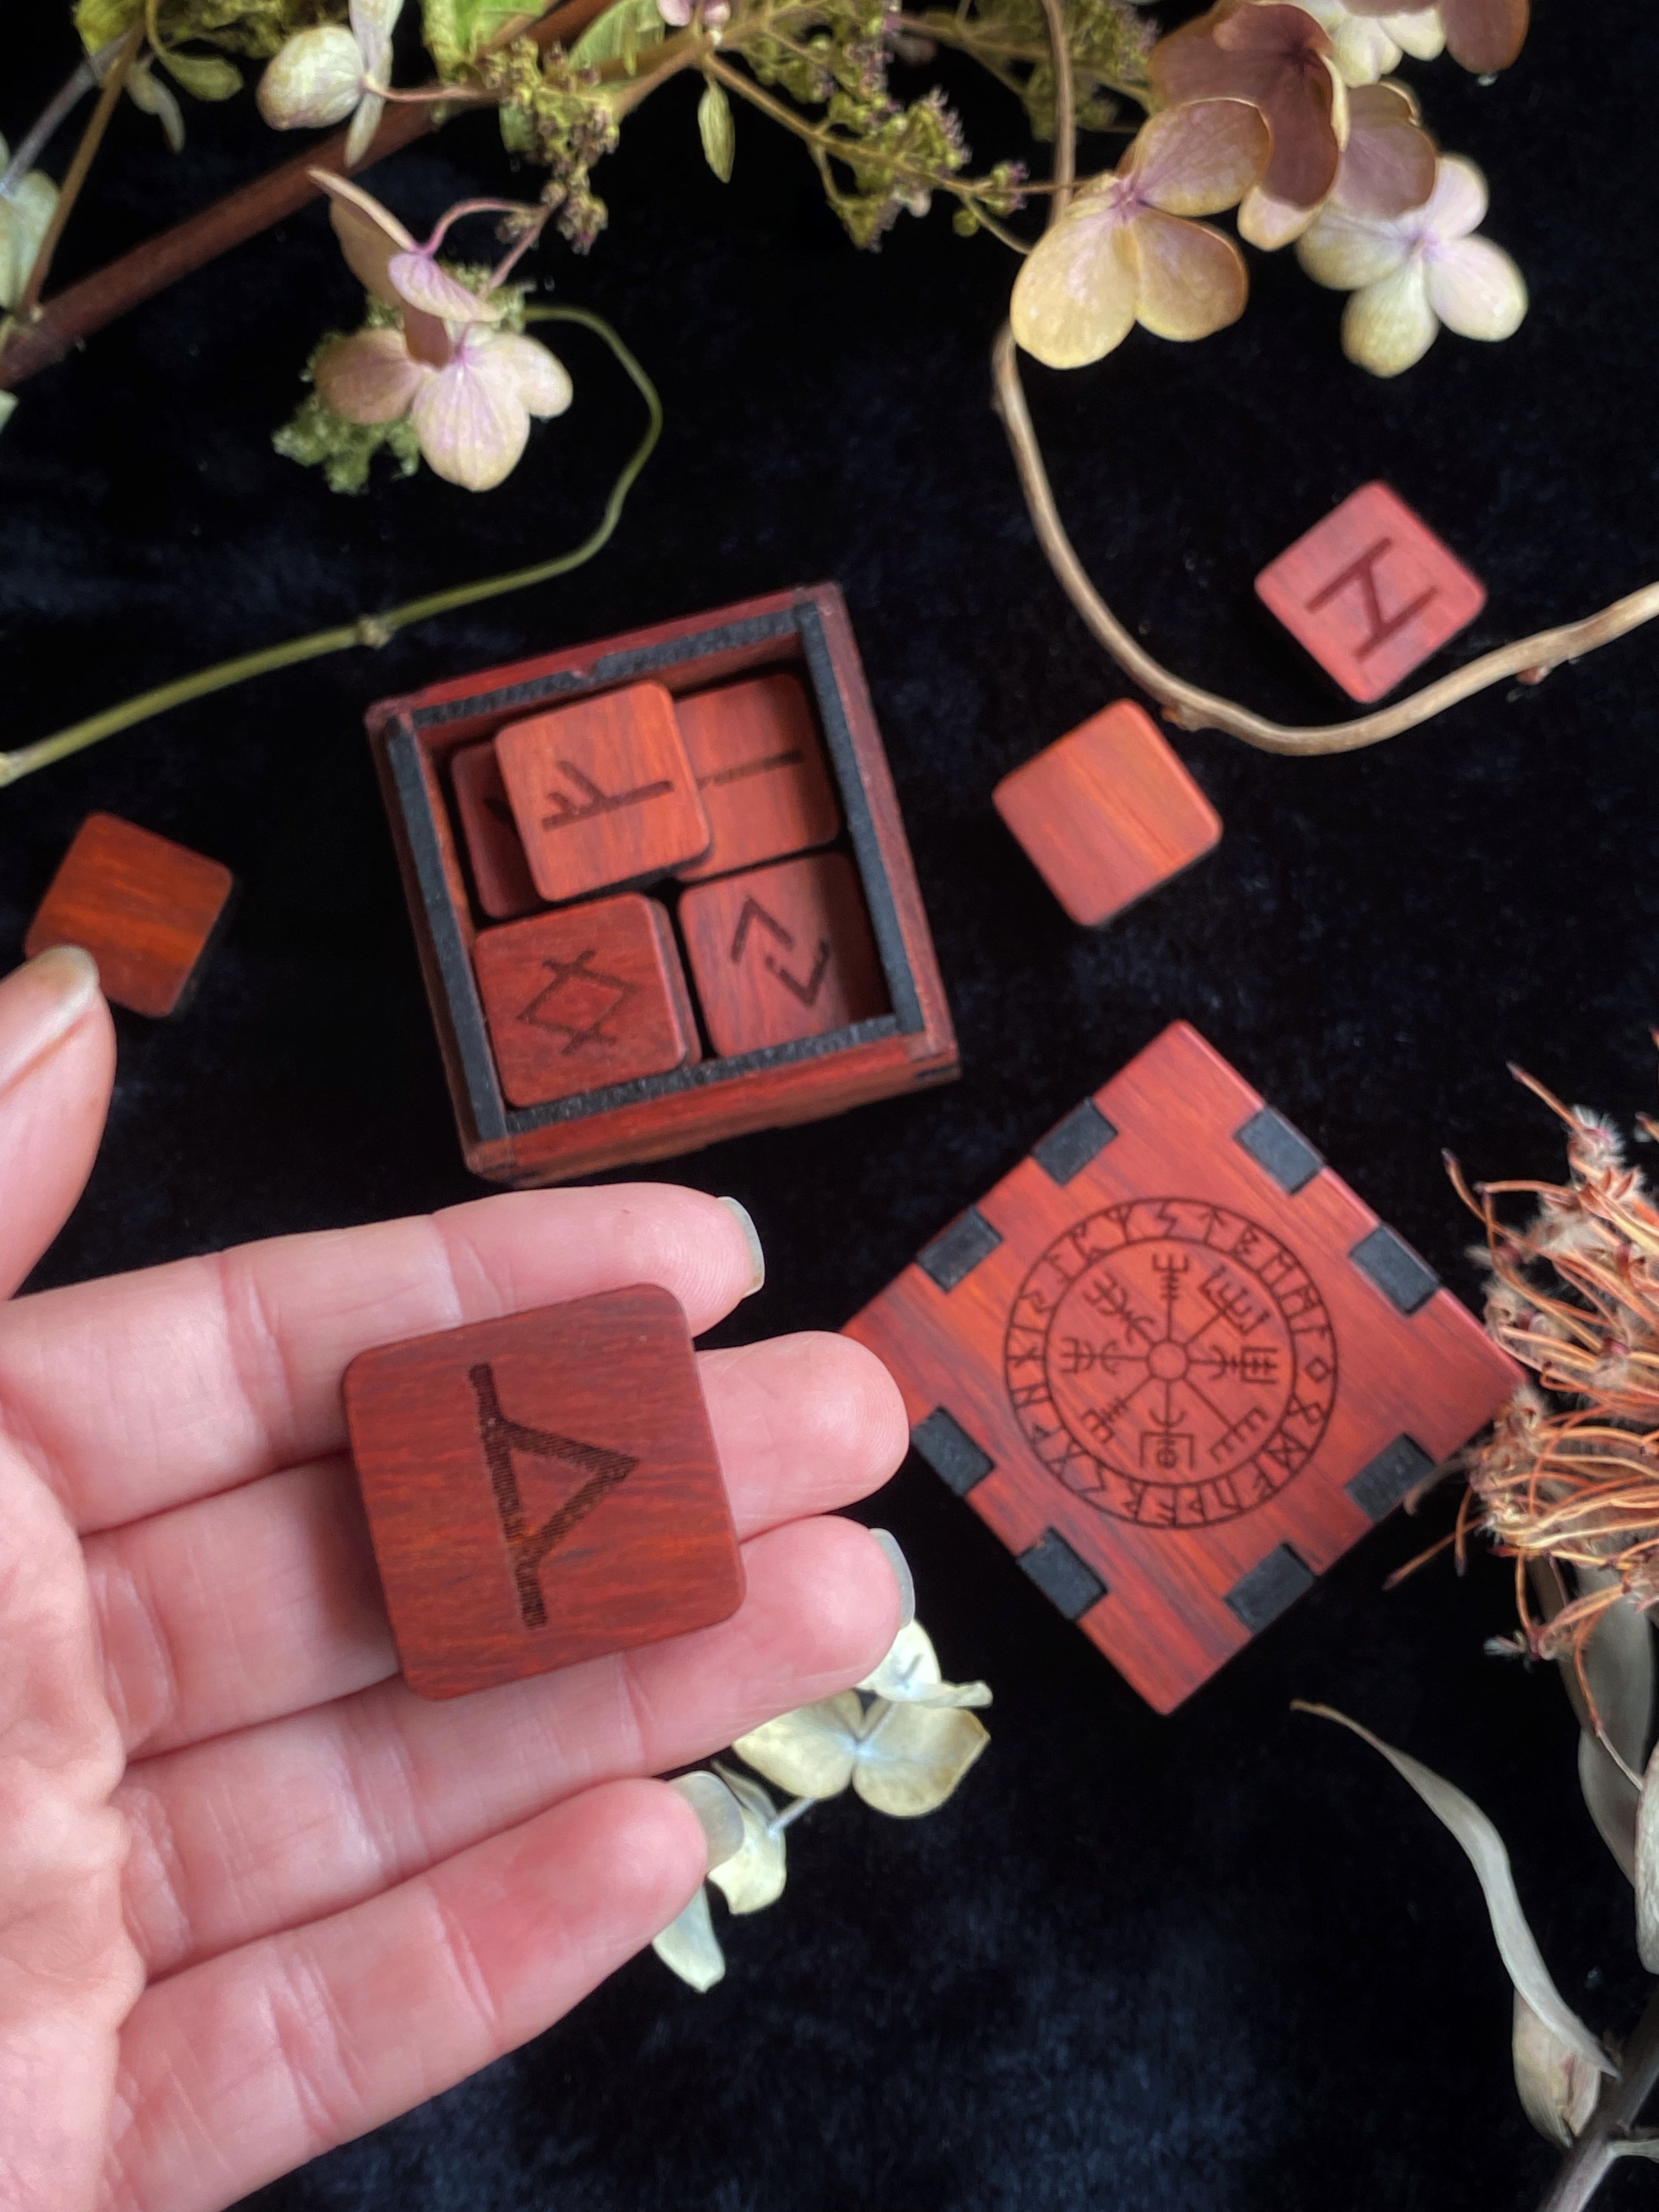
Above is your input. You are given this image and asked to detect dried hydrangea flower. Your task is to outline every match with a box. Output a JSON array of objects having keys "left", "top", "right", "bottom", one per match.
[
  {"left": 1010, "top": 97, "right": 1269, "bottom": 369},
  {"left": 1150, "top": 3, "right": 1347, "bottom": 214},
  {"left": 733, "top": 1686, "right": 990, "bottom": 1815},
  {"left": 0, "top": 136, "right": 58, "bottom": 311},
  {"left": 1285, "top": 0, "right": 1445, "bottom": 86},
  {"left": 309, "top": 172, "right": 572, "bottom": 490},
  {"left": 1240, "top": 77, "right": 1434, "bottom": 250},
  {"left": 1345, "top": 0, "right": 1527, "bottom": 73},
  {"left": 857, "top": 1620, "right": 992, "bottom": 1708},
  {"left": 1296, "top": 151, "right": 1526, "bottom": 374},
  {"left": 258, "top": 0, "right": 405, "bottom": 167}
]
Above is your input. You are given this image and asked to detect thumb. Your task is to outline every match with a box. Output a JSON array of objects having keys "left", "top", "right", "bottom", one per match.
[{"left": 0, "top": 949, "right": 116, "bottom": 1297}]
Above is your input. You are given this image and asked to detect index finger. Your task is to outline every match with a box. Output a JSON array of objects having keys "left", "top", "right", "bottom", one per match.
[{"left": 0, "top": 1184, "right": 765, "bottom": 1534}]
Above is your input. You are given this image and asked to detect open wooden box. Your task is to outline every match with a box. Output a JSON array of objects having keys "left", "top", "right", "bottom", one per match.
[{"left": 366, "top": 583, "right": 960, "bottom": 1185}]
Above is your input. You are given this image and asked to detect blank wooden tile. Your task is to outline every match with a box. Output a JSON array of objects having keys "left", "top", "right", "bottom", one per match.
[
  {"left": 473, "top": 894, "right": 699, "bottom": 1108},
  {"left": 676, "top": 672, "right": 840, "bottom": 882},
  {"left": 680, "top": 852, "right": 887, "bottom": 1056},
  {"left": 497, "top": 681, "right": 710, "bottom": 905},
  {"left": 845, "top": 1022, "right": 1519, "bottom": 1713},
  {"left": 994, "top": 701, "right": 1221, "bottom": 927},
  {"left": 25, "top": 811, "right": 234, "bottom": 1018},
  {"left": 1255, "top": 481, "right": 1485, "bottom": 702},
  {"left": 452, "top": 739, "right": 539, "bottom": 919},
  {"left": 345, "top": 1286, "right": 746, "bottom": 1699}
]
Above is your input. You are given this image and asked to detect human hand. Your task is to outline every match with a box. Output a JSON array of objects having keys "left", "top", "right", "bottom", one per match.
[{"left": 0, "top": 946, "right": 909, "bottom": 2212}]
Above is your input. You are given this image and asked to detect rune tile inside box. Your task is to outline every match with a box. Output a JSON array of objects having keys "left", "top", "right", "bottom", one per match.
[
  {"left": 452, "top": 738, "right": 540, "bottom": 919},
  {"left": 680, "top": 851, "right": 888, "bottom": 1054},
  {"left": 25, "top": 811, "right": 235, "bottom": 1019},
  {"left": 497, "top": 679, "right": 711, "bottom": 904},
  {"left": 845, "top": 1022, "right": 1519, "bottom": 1713},
  {"left": 676, "top": 670, "right": 840, "bottom": 882},
  {"left": 993, "top": 699, "right": 1221, "bottom": 927},
  {"left": 343, "top": 1286, "right": 744, "bottom": 1700},
  {"left": 473, "top": 894, "right": 701, "bottom": 1108}
]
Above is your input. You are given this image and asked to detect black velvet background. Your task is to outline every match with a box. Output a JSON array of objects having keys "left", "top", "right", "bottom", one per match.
[{"left": 5, "top": 4, "right": 1658, "bottom": 2205}]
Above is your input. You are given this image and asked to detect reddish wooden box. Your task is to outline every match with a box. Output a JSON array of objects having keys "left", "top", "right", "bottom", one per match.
[
  {"left": 367, "top": 585, "right": 959, "bottom": 1185},
  {"left": 845, "top": 1023, "right": 1519, "bottom": 1712}
]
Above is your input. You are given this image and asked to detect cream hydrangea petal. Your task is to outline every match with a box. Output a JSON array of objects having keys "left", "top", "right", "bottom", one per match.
[
  {"left": 731, "top": 1693, "right": 864, "bottom": 1799},
  {"left": 1238, "top": 183, "right": 1317, "bottom": 251},
  {"left": 1010, "top": 212, "right": 1137, "bottom": 369},
  {"left": 706, "top": 1769, "right": 787, "bottom": 1914},
  {"left": 1423, "top": 152, "right": 1487, "bottom": 241},
  {"left": 314, "top": 326, "right": 427, "bottom": 422},
  {"left": 257, "top": 27, "right": 365, "bottom": 131},
  {"left": 850, "top": 1701, "right": 991, "bottom": 1818},
  {"left": 1296, "top": 202, "right": 1409, "bottom": 289},
  {"left": 1426, "top": 234, "right": 1526, "bottom": 340},
  {"left": 650, "top": 1886, "right": 725, "bottom": 1991},
  {"left": 349, "top": 0, "right": 405, "bottom": 81},
  {"left": 484, "top": 331, "right": 575, "bottom": 417},
  {"left": 1330, "top": 16, "right": 1400, "bottom": 83},
  {"left": 1384, "top": 7, "right": 1447, "bottom": 58},
  {"left": 0, "top": 172, "right": 59, "bottom": 311},
  {"left": 857, "top": 1620, "right": 994, "bottom": 1708},
  {"left": 1128, "top": 96, "right": 1270, "bottom": 217},
  {"left": 387, "top": 249, "right": 504, "bottom": 324},
  {"left": 1130, "top": 211, "right": 1249, "bottom": 340},
  {"left": 1341, "top": 259, "right": 1437, "bottom": 374},
  {"left": 344, "top": 90, "right": 384, "bottom": 168},
  {"left": 410, "top": 345, "right": 532, "bottom": 490}
]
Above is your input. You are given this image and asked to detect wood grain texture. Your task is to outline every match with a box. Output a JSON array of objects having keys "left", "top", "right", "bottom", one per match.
[
  {"left": 364, "top": 584, "right": 960, "bottom": 1183},
  {"left": 676, "top": 672, "right": 840, "bottom": 882},
  {"left": 844, "top": 1022, "right": 1520, "bottom": 1713},
  {"left": 343, "top": 1285, "right": 744, "bottom": 1700},
  {"left": 993, "top": 701, "right": 1222, "bottom": 927},
  {"left": 24, "top": 811, "right": 234, "bottom": 1019},
  {"left": 451, "top": 740, "right": 540, "bottom": 920},
  {"left": 472, "top": 894, "right": 699, "bottom": 1108},
  {"left": 498, "top": 681, "right": 710, "bottom": 904},
  {"left": 680, "top": 853, "right": 887, "bottom": 1055},
  {"left": 1255, "top": 481, "right": 1486, "bottom": 703}
]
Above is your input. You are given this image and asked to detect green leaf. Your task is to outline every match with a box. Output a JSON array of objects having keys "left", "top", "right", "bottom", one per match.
[
  {"left": 161, "top": 48, "right": 245, "bottom": 98},
  {"left": 571, "top": 0, "right": 666, "bottom": 74},
  {"left": 422, "top": 0, "right": 509, "bottom": 76},
  {"left": 696, "top": 77, "right": 734, "bottom": 182},
  {"left": 75, "top": 0, "right": 143, "bottom": 49}
]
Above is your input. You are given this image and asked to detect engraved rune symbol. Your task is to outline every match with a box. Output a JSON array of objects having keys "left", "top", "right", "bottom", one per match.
[
  {"left": 727, "top": 896, "right": 833, "bottom": 1006},
  {"left": 516, "top": 947, "right": 640, "bottom": 1056},
  {"left": 1305, "top": 536, "right": 1437, "bottom": 663},
  {"left": 470, "top": 1363, "right": 637, "bottom": 1630},
  {"left": 698, "top": 746, "right": 804, "bottom": 791},
  {"left": 540, "top": 759, "right": 674, "bottom": 832}
]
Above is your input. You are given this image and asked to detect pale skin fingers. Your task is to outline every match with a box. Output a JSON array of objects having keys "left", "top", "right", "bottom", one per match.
[
  {"left": 89, "top": 1330, "right": 908, "bottom": 1758},
  {"left": 104, "top": 1778, "right": 712, "bottom": 2212},
  {"left": 118, "top": 1515, "right": 901, "bottom": 1983},
  {"left": 0, "top": 1181, "right": 765, "bottom": 1536},
  {"left": 0, "top": 949, "right": 115, "bottom": 1300}
]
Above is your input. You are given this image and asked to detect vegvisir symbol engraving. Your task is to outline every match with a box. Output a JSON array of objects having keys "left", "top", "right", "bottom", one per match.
[
  {"left": 727, "top": 896, "right": 832, "bottom": 1006},
  {"left": 1002, "top": 1199, "right": 1336, "bottom": 1527},
  {"left": 516, "top": 947, "right": 640, "bottom": 1056},
  {"left": 470, "top": 1363, "right": 637, "bottom": 1629}
]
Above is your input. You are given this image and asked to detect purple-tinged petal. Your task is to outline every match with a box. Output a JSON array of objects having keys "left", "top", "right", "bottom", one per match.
[
  {"left": 1331, "top": 79, "right": 1435, "bottom": 218},
  {"left": 1437, "top": 0, "right": 1527, "bottom": 70},
  {"left": 345, "top": 90, "right": 384, "bottom": 168},
  {"left": 411, "top": 350, "right": 532, "bottom": 490},
  {"left": 1426, "top": 235, "right": 1526, "bottom": 340},
  {"left": 1297, "top": 201, "right": 1409, "bottom": 288},
  {"left": 388, "top": 249, "right": 505, "bottom": 324},
  {"left": 314, "top": 328, "right": 428, "bottom": 422},
  {"left": 483, "top": 331, "right": 575, "bottom": 418},
  {"left": 1421, "top": 151, "right": 1487, "bottom": 241},
  {"left": 349, "top": 0, "right": 405, "bottom": 82},
  {"left": 258, "top": 27, "right": 363, "bottom": 130},
  {"left": 1128, "top": 97, "right": 1270, "bottom": 217},
  {"left": 311, "top": 168, "right": 414, "bottom": 302}
]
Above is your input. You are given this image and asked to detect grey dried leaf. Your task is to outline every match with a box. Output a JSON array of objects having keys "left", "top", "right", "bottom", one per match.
[
  {"left": 857, "top": 1620, "right": 993, "bottom": 1709},
  {"left": 850, "top": 1699, "right": 991, "bottom": 1818},
  {"left": 651, "top": 1884, "right": 725, "bottom": 1992},
  {"left": 1635, "top": 1740, "right": 1659, "bottom": 1971},
  {"left": 697, "top": 78, "right": 735, "bottom": 184},
  {"left": 1296, "top": 1703, "right": 1613, "bottom": 2078},
  {"left": 1513, "top": 1989, "right": 1602, "bottom": 2147},
  {"left": 708, "top": 1765, "right": 787, "bottom": 1915},
  {"left": 1576, "top": 1581, "right": 1652, "bottom": 1883},
  {"left": 733, "top": 1692, "right": 864, "bottom": 1799}
]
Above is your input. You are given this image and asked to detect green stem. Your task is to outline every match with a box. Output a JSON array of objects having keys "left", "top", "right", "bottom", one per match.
[{"left": 0, "top": 308, "right": 662, "bottom": 789}]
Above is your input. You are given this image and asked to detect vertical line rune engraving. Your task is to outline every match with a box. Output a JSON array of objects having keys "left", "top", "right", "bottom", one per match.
[{"left": 469, "top": 1362, "right": 639, "bottom": 1629}]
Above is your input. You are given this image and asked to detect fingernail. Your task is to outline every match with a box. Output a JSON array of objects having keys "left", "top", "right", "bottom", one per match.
[
  {"left": 718, "top": 1197, "right": 765, "bottom": 1297},
  {"left": 868, "top": 1529, "right": 915, "bottom": 1630},
  {"left": 0, "top": 946, "right": 101, "bottom": 1094},
  {"left": 669, "top": 1771, "right": 746, "bottom": 1871}
]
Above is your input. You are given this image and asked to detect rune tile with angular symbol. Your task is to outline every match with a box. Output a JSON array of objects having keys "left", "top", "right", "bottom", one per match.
[
  {"left": 675, "top": 670, "right": 841, "bottom": 883},
  {"left": 496, "top": 680, "right": 712, "bottom": 904},
  {"left": 845, "top": 1023, "right": 1519, "bottom": 1713},
  {"left": 472, "top": 894, "right": 700, "bottom": 1108},
  {"left": 1255, "top": 481, "right": 1485, "bottom": 703},
  {"left": 451, "top": 738, "right": 540, "bottom": 919},
  {"left": 343, "top": 1286, "right": 744, "bottom": 1699},
  {"left": 680, "top": 851, "right": 888, "bottom": 1055}
]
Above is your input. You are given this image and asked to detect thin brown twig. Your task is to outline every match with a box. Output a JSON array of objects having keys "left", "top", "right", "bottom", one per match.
[
  {"left": 12, "top": 23, "right": 143, "bottom": 325},
  {"left": 1034, "top": 0, "right": 1071, "bottom": 221}
]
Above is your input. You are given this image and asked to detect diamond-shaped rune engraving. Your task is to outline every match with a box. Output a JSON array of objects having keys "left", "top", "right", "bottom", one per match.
[{"left": 517, "top": 949, "right": 640, "bottom": 1056}]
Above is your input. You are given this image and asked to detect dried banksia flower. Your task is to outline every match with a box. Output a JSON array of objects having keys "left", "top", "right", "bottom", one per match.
[{"left": 1453, "top": 1060, "right": 1659, "bottom": 1685}]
